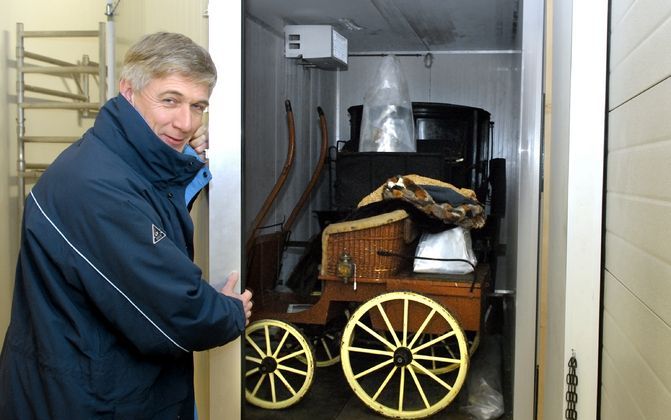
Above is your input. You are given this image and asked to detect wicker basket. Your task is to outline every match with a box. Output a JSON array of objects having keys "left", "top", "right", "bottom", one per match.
[{"left": 320, "top": 209, "right": 416, "bottom": 279}]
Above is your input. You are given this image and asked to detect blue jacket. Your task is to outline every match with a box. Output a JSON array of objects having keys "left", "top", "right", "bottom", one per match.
[{"left": 0, "top": 95, "right": 244, "bottom": 419}]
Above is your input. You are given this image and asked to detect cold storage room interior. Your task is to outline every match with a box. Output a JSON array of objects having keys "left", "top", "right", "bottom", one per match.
[{"left": 240, "top": 0, "right": 543, "bottom": 418}]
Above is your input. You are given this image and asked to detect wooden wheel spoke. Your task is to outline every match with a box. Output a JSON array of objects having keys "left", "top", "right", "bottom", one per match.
[
  {"left": 413, "top": 354, "right": 462, "bottom": 364},
  {"left": 276, "top": 349, "right": 306, "bottom": 363},
  {"left": 245, "top": 366, "right": 261, "bottom": 377},
  {"left": 408, "top": 366, "right": 431, "bottom": 409},
  {"left": 402, "top": 298, "right": 409, "bottom": 346},
  {"left": 408, "top": 309, "right": 437, "bottom": 348},
  {"left": 275, "top": 369, "right": 298, "bottom": 396},
  {"left": 372, "top": 366, "right": 398, "bottom": 401},
  {"left": 270, "top": 373, "right": 277, "bottom": 403},
  {"left": 264, "top": 325, "right": 272, "bottom": 355},
  {"left": 410, "top": 361, "right": 453, "bottom": 391},
  {"left": 246, "top": 334, "right": 266, "bottom": 358},
  {"left": 320, "top": 337, "right": 333, "bottom": 360},
  {"left": 251, "top": 373, "right": 266, "bottom": 397},
  {"left": 446, "top": 342, "right": 457, "bottom": 359},
  {"left": 346, "top": 346, "right": 394, "bottom": 357},
  {"left": 430, "top": 342, "right": 439, "bottom": 369},
  {"left": 245, "top": 355, "right": 263, "bottom": 364},
  {"left": 273, "top": 330, "right": 291, "bottom": 358},
  {"left": 412, "top": 330, "right": 457, "bottom": 353},
  {"left": 355, "top": 320, "right": 396, "bottom": 350},
  {"left": 438, "top": 336, "right": 453, "bottom": 351},
  {"left": 376, "top": 303, "right": 401, "bottom": 347},
  {"left": 398, "top": 366, "right": 406, "bottom": 411},
  {"left": 353, "top": 358, "right": 395, "bottom": 380},
  {"left": 277, "top": 364, "right": 309, "bottom": 377}
]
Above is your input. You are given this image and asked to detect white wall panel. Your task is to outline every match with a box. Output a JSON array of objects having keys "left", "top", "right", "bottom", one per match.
[
  {"left": 609, "top": 13, "right": 671, "bottom": 108},
  {"left": 602, "top": 272, "right": 671, "bottom": 418},
  {"left": 115, "top": 0, "right": 208, "bottom": 65},
  {"left": 609, "top": 76, "right": 671, "bottom": 152},
  {"left": 608, "top": 141, "right": 671, "bottom": 200},
  {"left": 606, "top": 194, "right": 671, "bottom": 265},
  {"left": 610, "top": 0, "right": 636, "bottom": 27},
  {"left": 600, "top": 350, "right": 648, "bottom": 420},
  {"left": 244, "top": 18, "right": 284, "bottom": 236},
  {"left": 604, "top": 2, "right": 671, "bottom": 417},
  {"left": 609, "top": 0, "right": 671, "bottom": 70},
  {"left": 244, "top": 17, "right": 337, "bottom": 282},
  {"left": 605, "top": 232, "right": 671, "bottom": 324},
  {"left": 429, "top": 54, "right": 521, "bottom": 160}
]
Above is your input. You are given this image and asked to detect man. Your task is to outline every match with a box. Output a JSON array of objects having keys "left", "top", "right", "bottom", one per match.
[{"left": 0, "top": 32, "right": 251, "bottom": 419}]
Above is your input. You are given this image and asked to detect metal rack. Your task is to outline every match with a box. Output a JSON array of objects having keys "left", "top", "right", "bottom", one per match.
[{"left": 16, "top": 22, "right": 107, "bottom": 218}]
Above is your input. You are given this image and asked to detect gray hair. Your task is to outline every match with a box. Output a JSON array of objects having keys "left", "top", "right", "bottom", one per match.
[{"left": 120, "top": 32, "right": 217, "bottom": 93}]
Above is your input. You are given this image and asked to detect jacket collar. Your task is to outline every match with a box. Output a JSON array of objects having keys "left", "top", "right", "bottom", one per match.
[{"left": 91, "top": 95, "right": 203, "bottom": 189}]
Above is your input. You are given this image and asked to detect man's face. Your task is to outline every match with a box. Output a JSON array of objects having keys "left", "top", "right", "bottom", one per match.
[{"left": 120, "top": 74, "right": 209, "bottom": 153}]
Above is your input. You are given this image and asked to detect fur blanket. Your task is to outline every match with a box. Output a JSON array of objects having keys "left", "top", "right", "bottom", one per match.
[{"left": 355, "top": 174, "right": 486, "bottom": 230}]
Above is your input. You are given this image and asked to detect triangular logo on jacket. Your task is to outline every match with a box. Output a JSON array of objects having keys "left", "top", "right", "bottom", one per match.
[{"left": 152, "top": 224, "right": 166, "bottom": 244}]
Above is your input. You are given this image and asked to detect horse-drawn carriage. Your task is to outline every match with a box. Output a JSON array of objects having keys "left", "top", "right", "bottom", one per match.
[{"left": 243, "top": 101, "right": 501, "bottom": 418}]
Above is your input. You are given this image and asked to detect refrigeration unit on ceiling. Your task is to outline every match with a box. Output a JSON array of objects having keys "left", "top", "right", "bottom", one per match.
[{"left": 284, "top": 25, "right": 348, "bottom": 69}]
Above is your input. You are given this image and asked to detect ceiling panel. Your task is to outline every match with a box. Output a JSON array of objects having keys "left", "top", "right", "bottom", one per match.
[{"left": 245, "top": 0, "right": 521, "bottom": 53}]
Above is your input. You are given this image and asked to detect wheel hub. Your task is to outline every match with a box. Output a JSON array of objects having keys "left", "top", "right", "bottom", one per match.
[
  {"left": 259, "top": 356, "right": 277, "bottom": 374},
  {"left": 393, "top": 347, "right": 413, "bottom": 367}
]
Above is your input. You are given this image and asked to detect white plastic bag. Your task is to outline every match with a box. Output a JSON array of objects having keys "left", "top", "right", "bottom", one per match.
[
  {"left": 359, "top": 55, "right": 416, "bottom": 152},
  {"left": 459, "top": 335, "right": 505, "bottom": 419},
  {"left": 461, "top": 377, "right": 505, "bottom": 420},
  {"left": 413, "top": 227, "right": 477, "bottom": 274}
]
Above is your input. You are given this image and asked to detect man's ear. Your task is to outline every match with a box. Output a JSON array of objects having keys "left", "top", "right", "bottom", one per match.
[{"left": 119, "top": 79, "right": 134, "bottom": 104}]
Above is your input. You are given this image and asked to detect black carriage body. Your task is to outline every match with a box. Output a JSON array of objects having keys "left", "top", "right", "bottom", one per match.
[{"left": 335, "top": 102, "right": 494, "bottom": 211}]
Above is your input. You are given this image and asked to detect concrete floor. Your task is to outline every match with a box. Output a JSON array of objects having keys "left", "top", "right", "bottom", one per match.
[{"left": 243, "top": 334, "right": 510, "bottom": 420}]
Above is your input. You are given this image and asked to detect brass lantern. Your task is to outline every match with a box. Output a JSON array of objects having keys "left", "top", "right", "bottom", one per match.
[{"left": 336, "top": 252, "right": 355, "bottom": 284}]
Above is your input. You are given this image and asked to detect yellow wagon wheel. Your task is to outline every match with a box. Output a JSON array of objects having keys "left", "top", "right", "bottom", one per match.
[
  {"left": 301, "top": 325, "right": 342, "bottom": 367},
  {"left": 415, "top": 330, "right": 480, "bottom": 375},
  {"left": 245, "top": 319, "right": 315, "bottom": 409},
  {"left": 300, "top": 306, "right": 351, "bottom": 367},
  {"left": 340, "top": 292, "right": 469, "bottom": 419}
]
